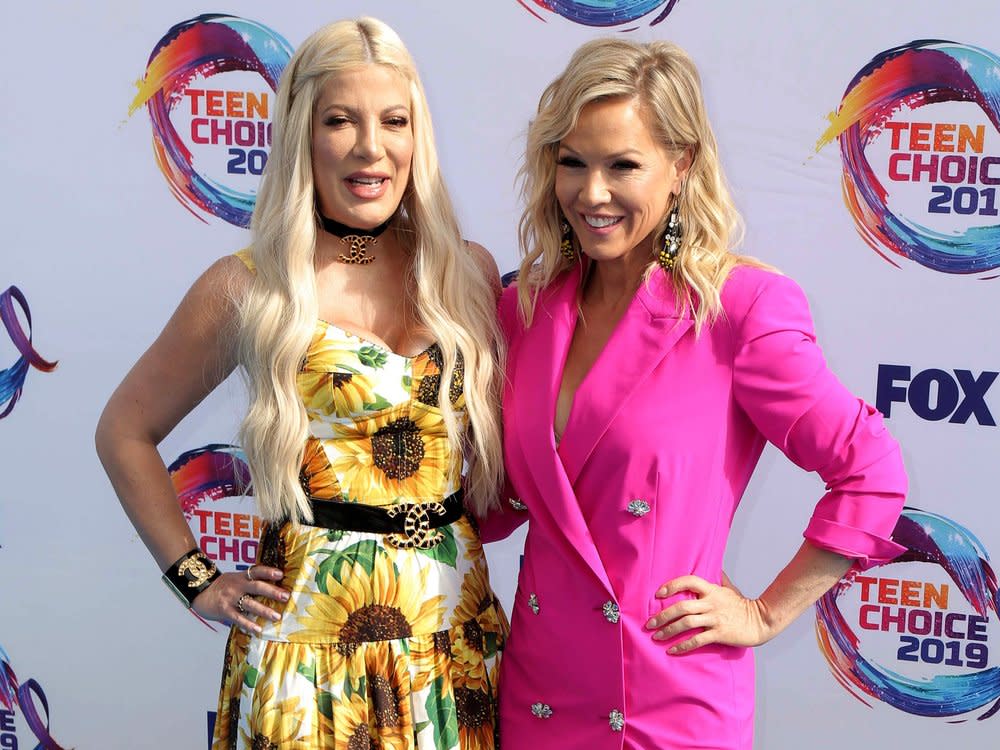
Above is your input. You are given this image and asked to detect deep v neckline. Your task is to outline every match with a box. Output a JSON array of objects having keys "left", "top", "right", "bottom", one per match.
[
  {"left": 553, "top": 271, "right": 639, "bottom": 448},
  {"left": 515, "top": 263, "right": 693, "bottom": 488}
]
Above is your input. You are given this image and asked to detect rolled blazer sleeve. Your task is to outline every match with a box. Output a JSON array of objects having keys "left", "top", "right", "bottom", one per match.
[{"left": 731, "top": 272, "right": 907, "bottom": 568}]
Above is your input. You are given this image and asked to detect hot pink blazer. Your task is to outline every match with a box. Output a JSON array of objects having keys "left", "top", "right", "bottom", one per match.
[{"left": 481, "top": 263, "right": 906, "bottom": 750}]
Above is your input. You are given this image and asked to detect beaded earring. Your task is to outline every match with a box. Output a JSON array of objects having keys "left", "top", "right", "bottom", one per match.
[
  {"left": 658, "top": 203, "right": 682, "bottom": 271},
  {"left": 559, "top": 218, "right": 576, "bottom": 261}
]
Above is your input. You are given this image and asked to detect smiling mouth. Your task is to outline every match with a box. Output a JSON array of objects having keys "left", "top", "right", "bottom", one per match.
[
  {"left": 348, "top": 176, "right": 388, "bottom": 187},
  {"left": 583, "top": 215, "right": 623, "bottom": 228}
]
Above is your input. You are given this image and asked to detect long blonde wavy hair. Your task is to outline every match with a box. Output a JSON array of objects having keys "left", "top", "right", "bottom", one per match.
[
  {"left": 518, "top": 38, "right": 765, "bottom": 332},
  {"left": 237, "top": 18, "right": 504, "bottom": 522}
]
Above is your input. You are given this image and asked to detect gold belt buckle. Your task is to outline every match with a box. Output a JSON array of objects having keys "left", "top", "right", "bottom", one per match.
[{"left": 385, "top": 502, "right": 447, "bottom": 549}]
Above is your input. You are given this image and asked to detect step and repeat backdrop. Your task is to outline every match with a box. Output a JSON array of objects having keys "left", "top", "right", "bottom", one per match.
[{"left": 2, "top": 1, "right": 998, "bottom": 747}]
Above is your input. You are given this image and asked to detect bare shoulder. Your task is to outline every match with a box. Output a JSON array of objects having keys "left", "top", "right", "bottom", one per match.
[
  {"left": 184, "top": 252, "right": 254, "bottom": 314},
  {"left": 465, "top": 240, "right": 502, "bottom": 298},
  {"left": 202, "top": 252, "right": 254, "bottom": 294},
  {"left": 157, "top": 254, "right": 254, "bottom": 356}
]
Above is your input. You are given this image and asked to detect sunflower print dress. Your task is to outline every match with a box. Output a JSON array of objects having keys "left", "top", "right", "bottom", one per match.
[{"left": 213, "top": 250, "right": 508, "bottom": 750}]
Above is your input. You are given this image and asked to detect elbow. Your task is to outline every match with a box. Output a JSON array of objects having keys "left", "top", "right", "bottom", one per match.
[
  {"left": 94, "top": 402, "right": 117, "bottom": 466},
  {"left": 95, "top": 399, "right": 141, "bottom": 468}
]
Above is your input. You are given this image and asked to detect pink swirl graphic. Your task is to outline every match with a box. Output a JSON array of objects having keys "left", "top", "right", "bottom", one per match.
[
  {"left": 168, "top": 443, "right": 252, "bottom": 518},
  {"left": 0, "top": 644, "right": 69, "bottom": 749},
  {"left": 0, "top": 286, "right": 57, "bottom": 419}
]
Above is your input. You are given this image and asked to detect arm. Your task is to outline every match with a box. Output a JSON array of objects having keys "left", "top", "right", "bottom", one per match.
[
  {"left": 466, "top": 240, "right": 502, "bottom": 300},
  {"left": 648, "top": 271, "right": 906, "bottom": 652},
  {"left": 469, "top": 273, "right": 532, "bottom": 543},
  {"left": 648, "top": 541, "right": 851, "bottom": 652},
  {"left": 95, "top": 256, "right": 286, "bottom": 632},
  {"left": 475, "top": 477, "right": 530, "bottom": 543}
]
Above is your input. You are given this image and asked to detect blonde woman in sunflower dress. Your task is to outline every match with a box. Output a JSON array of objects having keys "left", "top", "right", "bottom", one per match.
[{"left": 96, "top": 18, "right": 508, "bottom": 750}]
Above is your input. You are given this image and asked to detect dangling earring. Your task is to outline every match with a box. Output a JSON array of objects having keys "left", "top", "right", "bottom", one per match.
[
  {"left": 559, "top": 218, "right": 576, "bottom": 261},
  {"left": 658, "top": 201, "right": 682, "bottom": 271}
]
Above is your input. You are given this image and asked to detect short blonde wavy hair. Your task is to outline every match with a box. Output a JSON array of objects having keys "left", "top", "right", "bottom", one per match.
[
  {"left": 238, "top": 18, "right": 503, "bottom": 522},
  {"left": 518, "top": 38, "right": 763, "bottom": 331}
]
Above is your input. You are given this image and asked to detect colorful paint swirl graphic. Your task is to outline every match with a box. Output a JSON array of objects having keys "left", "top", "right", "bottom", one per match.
[
  {"left": 817, "top": 40, "right": 1000, "bottom": 275},
  {"left": 168, "top": 443, "right": 253, "bottom": 518},
  {"left": 517, "top": 0, "right": 680, "bottom": 27},
  {"left": 128, "top": 14, "right": 292, "bottom": 227},
  {"left": 0, "top": 643, "right": 68, "bottom": 749},
  {"left": 815, "top": 508, "right": 1000, "bottom": 720},
  {"left": 0, "top": 286, "right": 57, "bottom": 419}
]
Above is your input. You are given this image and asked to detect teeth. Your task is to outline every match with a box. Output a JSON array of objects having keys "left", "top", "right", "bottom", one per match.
[
  {"left": 351, "top": 177, "right": 384, "bottom": 185},
  {"left": 584, "top": 215, "right": 620, "bottom": 228}
]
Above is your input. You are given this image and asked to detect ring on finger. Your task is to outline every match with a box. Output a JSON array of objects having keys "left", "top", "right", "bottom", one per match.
[
  {"left": 246, "top": 565, "right": 257, "bottom": 582},
  {"left": 237, "top": 593, "right": 250, "bottom": 614}
]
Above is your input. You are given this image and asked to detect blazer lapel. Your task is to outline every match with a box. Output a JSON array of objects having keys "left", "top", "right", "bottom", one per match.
[
  {"left": 558, "top": 271, "right": 693, "bottom": 486},
  {"left": 510, "top": 265, "right": 614, "bottom": 594}
]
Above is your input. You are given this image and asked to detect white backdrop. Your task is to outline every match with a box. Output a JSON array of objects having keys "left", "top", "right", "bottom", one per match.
[{"left": 2, "top": 1, "right": 998, "bottom": 748}]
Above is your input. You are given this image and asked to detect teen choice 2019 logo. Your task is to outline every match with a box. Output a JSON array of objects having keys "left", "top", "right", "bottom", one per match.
[
  {"left": 518, "top": 0, "right": 680, "bottom": 27},
  {"left": 169, "top": 444, "right": 262, "bottom": 573},
  {"left": 817, "top": 40, "right": 1000, "bottom": 276},
  {"left": 128, "top": 14, "right": 293, "bottom": 227},
  {"left": 815, "top": 508, "right": 1000, "bottom": 721}
]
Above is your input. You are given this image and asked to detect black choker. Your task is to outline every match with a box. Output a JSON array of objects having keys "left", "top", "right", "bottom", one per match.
[{"left": 318, "top": 214, "right": 393, "bottom": 265}]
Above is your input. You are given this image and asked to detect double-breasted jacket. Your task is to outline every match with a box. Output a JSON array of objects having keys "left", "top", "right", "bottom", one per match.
[{"left": 480, "top": 263, "right": 907, "bottom": 750}]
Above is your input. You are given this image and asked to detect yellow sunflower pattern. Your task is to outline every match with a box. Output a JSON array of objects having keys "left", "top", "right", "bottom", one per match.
[
  {"left": 298, "top": 328, "right": 380, "bottom": 420},
  {"left": 212, "top": 293, "right": 507, "bottom": 750}
]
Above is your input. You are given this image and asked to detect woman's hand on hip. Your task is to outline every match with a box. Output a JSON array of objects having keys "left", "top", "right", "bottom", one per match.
[
  {"left": 645, "top": 575, "right": 774, "bottom": 653},
  {"left": 192, "top": 565, "right": 289, "bottom": 634}
]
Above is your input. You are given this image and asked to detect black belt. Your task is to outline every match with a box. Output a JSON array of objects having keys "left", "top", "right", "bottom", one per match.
[{"left": 303, "top": 490, "right": 464, "bottom": 550}]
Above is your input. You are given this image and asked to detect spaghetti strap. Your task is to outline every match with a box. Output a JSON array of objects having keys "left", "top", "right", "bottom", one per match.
[{"left": 233, "top": 247, "right": 256, "bottom": 272}]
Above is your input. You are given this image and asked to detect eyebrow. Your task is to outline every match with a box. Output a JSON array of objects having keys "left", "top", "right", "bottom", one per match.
[
  {"left": 557, "top": 144, "right": 642, "bottom": 160},
  {"left": 316, "top": 103, "right": 410, "bottom": 117}
]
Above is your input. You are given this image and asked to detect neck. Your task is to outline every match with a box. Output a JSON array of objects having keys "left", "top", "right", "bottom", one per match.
[
  {"left": 318, "top": 213, "right": 393, "bottom": 239},
  {"left": 583, "top": 248, "right": 650, "bottom": 310}
]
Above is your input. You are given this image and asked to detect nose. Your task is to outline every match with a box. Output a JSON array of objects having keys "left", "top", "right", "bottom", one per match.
[
  {"left": 353, "top": 119, "right": 383, "bottom": 161},
  {"left": 580, "top": 169, "right": 610, "bottom": 206}
]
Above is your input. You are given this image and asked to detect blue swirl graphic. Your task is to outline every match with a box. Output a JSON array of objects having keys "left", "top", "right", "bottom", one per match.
[{"left": 521, "top": 0, "right": 680, "bottom": 27}]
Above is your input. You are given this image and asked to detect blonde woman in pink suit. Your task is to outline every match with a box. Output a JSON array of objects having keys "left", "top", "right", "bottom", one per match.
[{"left": 478, "top": 39, "right": 907, "bottom": 749}]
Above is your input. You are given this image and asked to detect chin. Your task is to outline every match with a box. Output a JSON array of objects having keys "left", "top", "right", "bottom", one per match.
[
  {"left": 336, "top": 201, "right": 398, "bottom": 228},
  {"left": 581, "top": 247, "right": 630, "bottom": 263}
]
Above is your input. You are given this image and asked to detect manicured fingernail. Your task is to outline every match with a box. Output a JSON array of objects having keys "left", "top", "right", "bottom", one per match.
[
  {"left": 271, "top": 612, "right": 280, "bottom": 622},
  {"left": 668, "top": 646, "right": 678, "bottom": 654},
  {"left": 281, "top": 593, "right": 290, "bottom": 602},
  {"left": 656, "top": 588, "right": 668, "bottom": 597},
  {"left": 645, "top": 618, "right": 656, "bottom": 629},
  {"left": 652, "top": 631, "right": 664, "bottom": 641}
]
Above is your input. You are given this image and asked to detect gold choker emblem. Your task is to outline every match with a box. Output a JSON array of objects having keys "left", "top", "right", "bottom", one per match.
[{"left": 338, "top": 235, "right": 378, "bottom": 265}]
